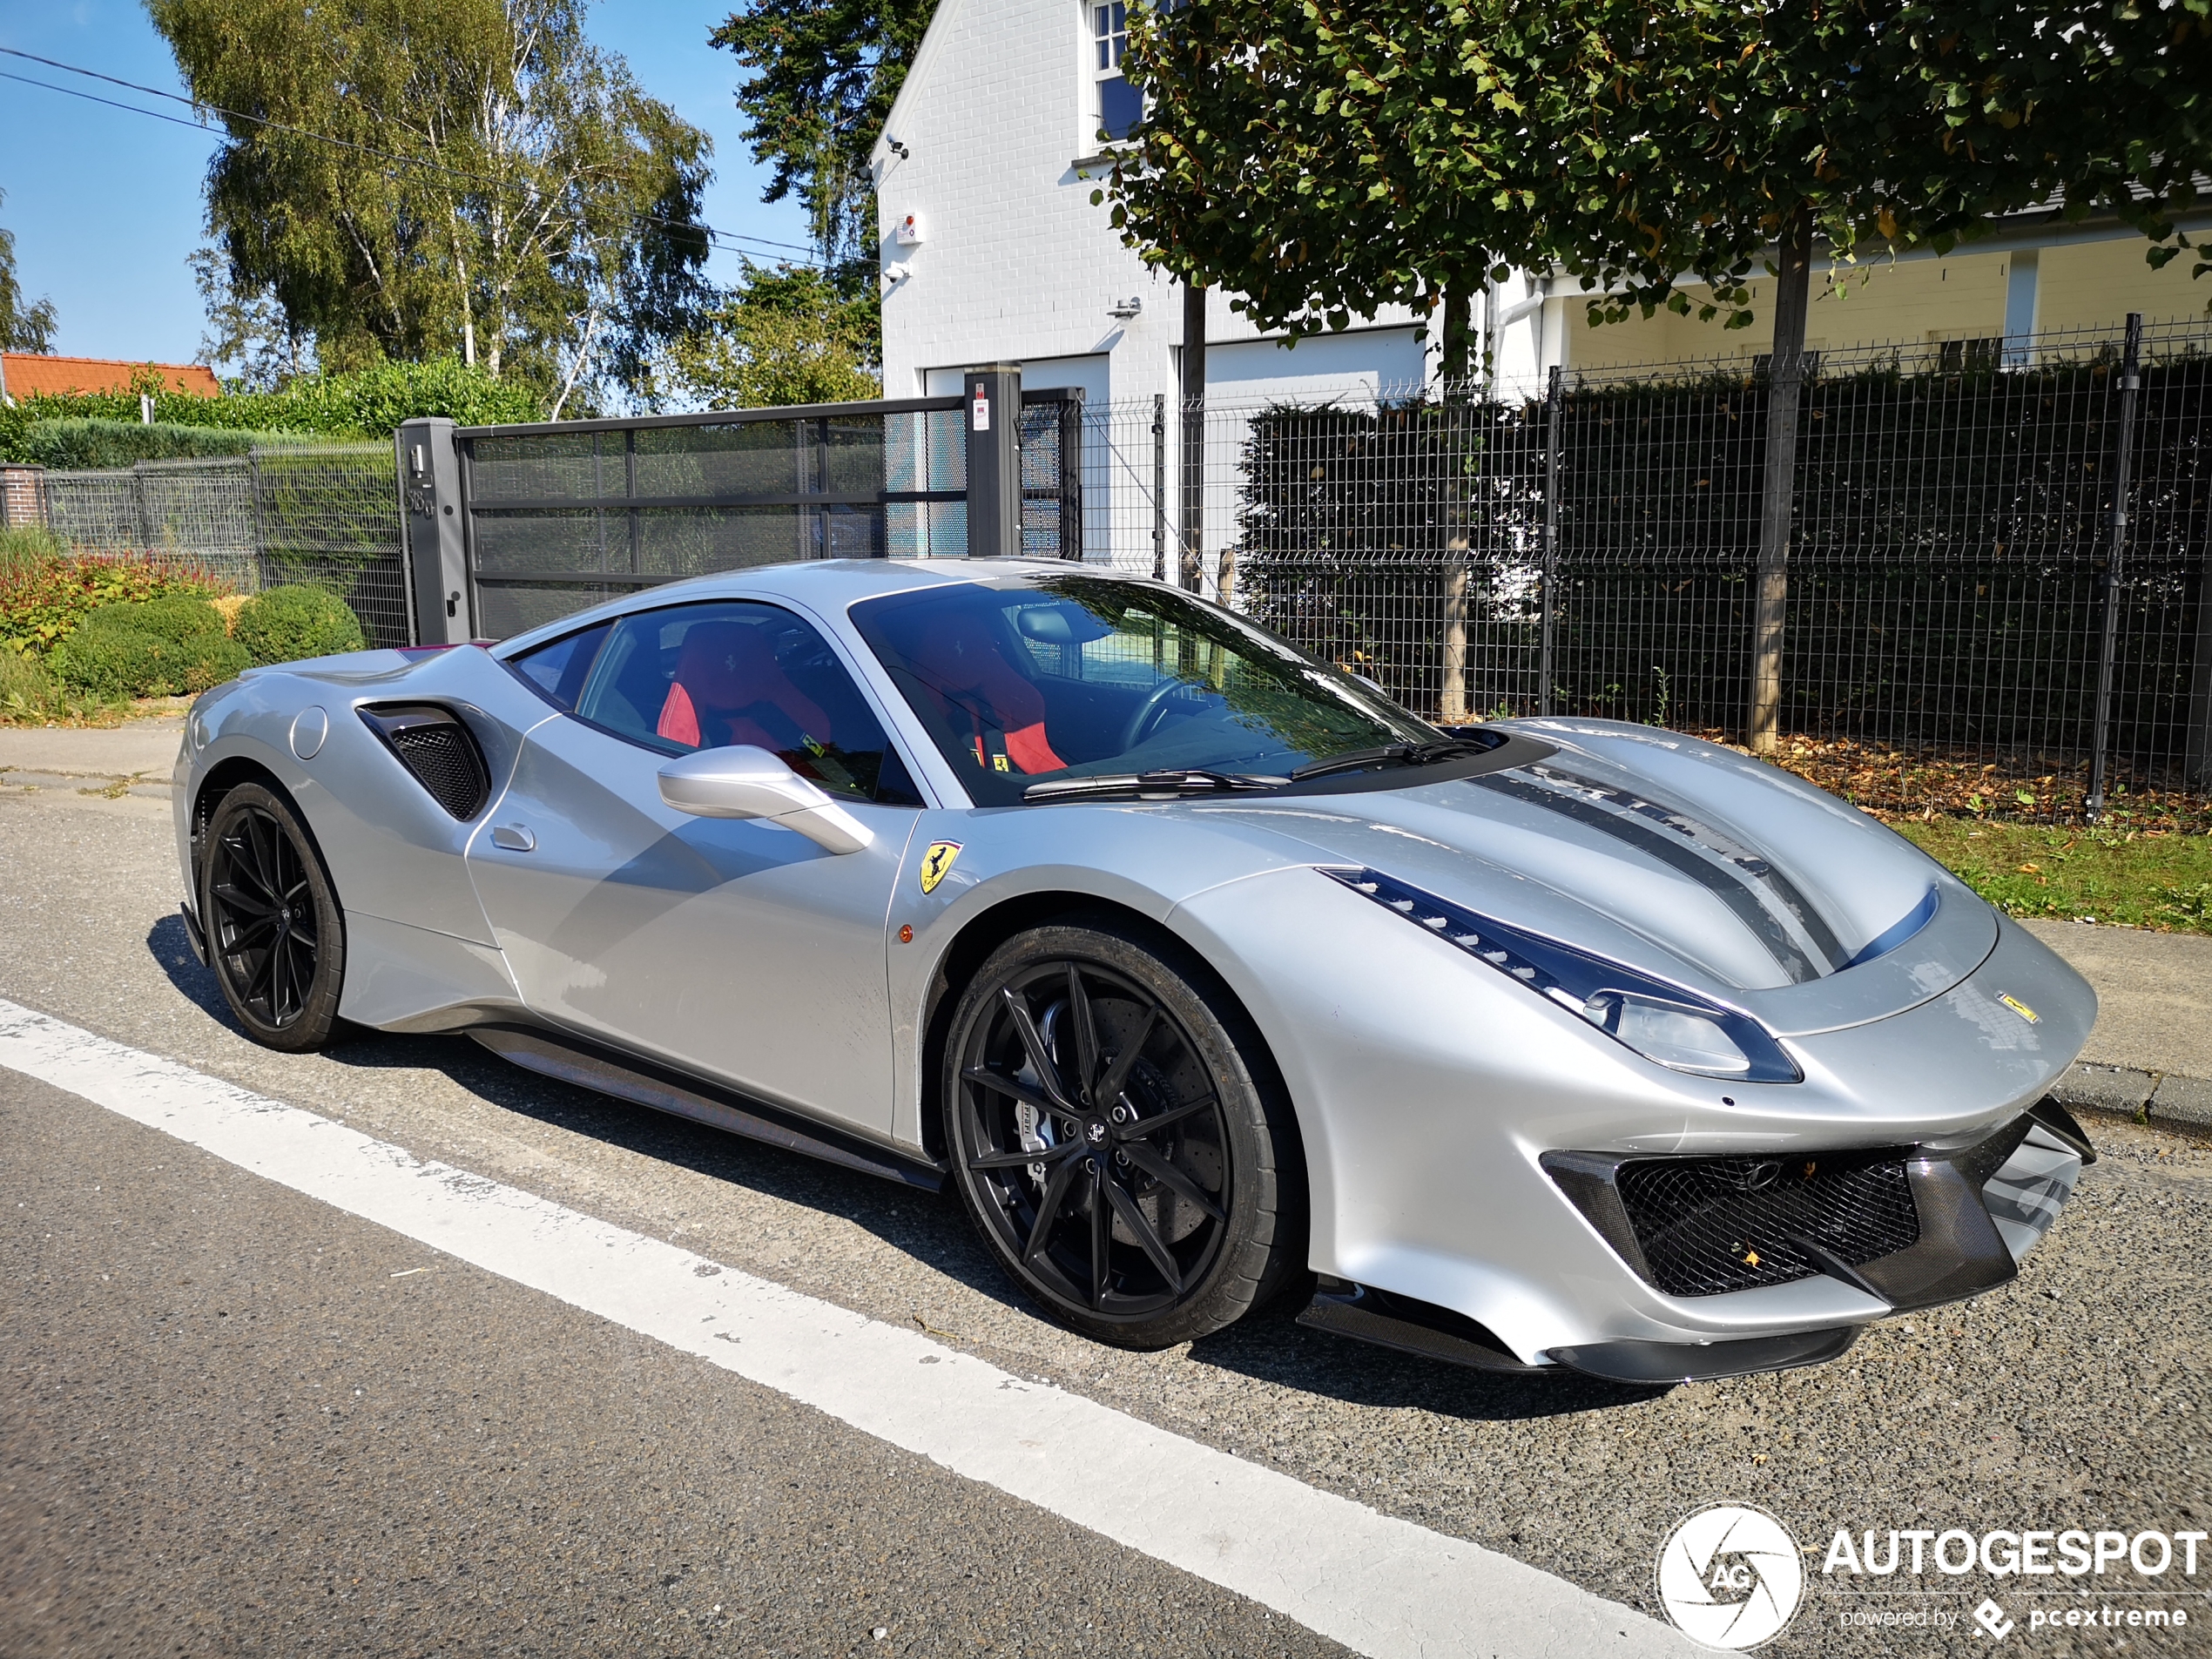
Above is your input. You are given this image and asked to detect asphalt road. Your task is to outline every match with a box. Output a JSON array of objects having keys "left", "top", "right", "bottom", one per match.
[{"left": 4, "top": 782, "right": 2210, "bottom": 1656}]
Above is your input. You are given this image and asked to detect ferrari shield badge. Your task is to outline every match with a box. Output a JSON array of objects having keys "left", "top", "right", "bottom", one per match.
[{"left": 919, "top": 840, "right": 963, "bottom": 895}]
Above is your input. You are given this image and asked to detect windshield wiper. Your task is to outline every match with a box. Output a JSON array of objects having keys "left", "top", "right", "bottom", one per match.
[
  {"left": 1289, "top": 736, "right": 1495, "bottom": 783},
  {"left": 1023, "top": 768, "right": 1289, "bottom": 802}
]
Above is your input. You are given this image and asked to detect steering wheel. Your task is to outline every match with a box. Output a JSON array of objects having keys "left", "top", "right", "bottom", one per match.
[{"left": 1120, "top": 678, "right": 1200, "bottom": 752}]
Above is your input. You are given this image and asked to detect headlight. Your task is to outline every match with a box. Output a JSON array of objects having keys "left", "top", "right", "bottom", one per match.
[
  {"left": 1326, "top": 867, "right": 1801, "bottom": 1084},
  {"left": 1581, "top": 992, "right": 1752, "bottom": 1078}
]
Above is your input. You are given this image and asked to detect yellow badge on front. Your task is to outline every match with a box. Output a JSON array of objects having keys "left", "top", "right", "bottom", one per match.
[
  {"left": 1998, "top": 993, "right": 2040, "bottom": 1025},
  {"left": 919, "top": 840, "right": 963, "bottom": 894}
]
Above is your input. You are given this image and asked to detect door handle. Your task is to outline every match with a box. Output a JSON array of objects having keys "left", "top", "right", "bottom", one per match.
[{"left": 490, "top": 824, "right": 536, "bottom": 852}]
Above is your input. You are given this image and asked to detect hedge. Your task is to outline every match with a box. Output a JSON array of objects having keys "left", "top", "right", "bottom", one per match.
[
  {"left": 0, "top": 357, "right": 543, "bottom": 463},
  {"left": 23, "top": 419, "right": 278, "bottom": 469}
]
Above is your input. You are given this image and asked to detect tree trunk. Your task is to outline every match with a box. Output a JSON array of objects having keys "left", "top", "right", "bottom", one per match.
[
  {"left": 1439, "top": 278, "right": 1476, "bottom": 722},
  {"left": 1746, "top": 206, "right": 1814, "bottom": 754},
  {"left": 1440, "top": 282, "right": 1474, "bottom": 390},
  {"left": 1180, "top": 280, "right": 1206, "bottom": 592}
]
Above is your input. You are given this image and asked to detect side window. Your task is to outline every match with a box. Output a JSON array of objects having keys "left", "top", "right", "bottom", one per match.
[
  {"left": 571, "top": 600, "right": 922, "bottom": 806},
  {"left": 506, "top": 620, "right": 611, "bottom": 711}
]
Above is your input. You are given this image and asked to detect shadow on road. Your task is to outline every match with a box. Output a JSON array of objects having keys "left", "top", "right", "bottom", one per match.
[{"left": 145, "top": 912, "right": 1662, "bottom": 1425}]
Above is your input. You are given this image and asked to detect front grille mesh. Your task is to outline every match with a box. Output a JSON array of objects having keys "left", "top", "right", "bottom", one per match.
[
  {"left": 383, "top": 718, "right": 489, "bottom": 819},
  {"left": 1616, "top": 1150, "right": 1920, "bottom": 1297}
]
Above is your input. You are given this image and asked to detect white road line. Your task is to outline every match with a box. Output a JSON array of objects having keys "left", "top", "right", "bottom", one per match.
[{"left": 0, "top": 997, "right": 1693, "bottom": 1659}]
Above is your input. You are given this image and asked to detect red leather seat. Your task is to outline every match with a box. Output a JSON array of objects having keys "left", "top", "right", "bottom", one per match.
[
  {"left": 904, "top": 612, "right": 1065, "bottom": 774},
  {"left": 657, "top": 620, "right": 832, "bottom": 753}
]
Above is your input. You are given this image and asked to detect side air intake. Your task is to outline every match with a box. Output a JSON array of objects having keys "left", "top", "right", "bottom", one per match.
[{"left": 361, "top": 704, "right": 490, "bottom": 820}]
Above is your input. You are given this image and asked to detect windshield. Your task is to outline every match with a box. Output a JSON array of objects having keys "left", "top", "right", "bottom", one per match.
[{"left": 848, "top": 572, "right": 1443, "bottom": 805}]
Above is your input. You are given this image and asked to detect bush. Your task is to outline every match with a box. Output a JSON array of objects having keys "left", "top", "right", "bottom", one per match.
[
  {"left": 0, "top": 552, "right": 223, "bottom": 655},
  {"left": 234, "top": 584, "right": 366, "bottom": 664},
  {"left": 23, "top": 419, "right": 267, "bottom": 469},
  {"left": 78, "top": 595, "right": 226, "bottom": 644},
  {"left": 49, "top": 624, "right": 248, "bottom": 698}
]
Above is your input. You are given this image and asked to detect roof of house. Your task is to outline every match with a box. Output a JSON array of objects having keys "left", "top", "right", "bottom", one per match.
[{"left": 0, "top": 354, "right": 221, "bottom": 401}]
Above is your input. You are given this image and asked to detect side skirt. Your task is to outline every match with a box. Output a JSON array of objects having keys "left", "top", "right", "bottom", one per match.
[{"left": 468, "top": 1022, "right": 945, "bottom": 1193}]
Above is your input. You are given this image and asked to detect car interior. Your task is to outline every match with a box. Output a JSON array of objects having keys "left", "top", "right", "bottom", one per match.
[{"left": 529, "top": 600, "right": 921, "bottom": 805}]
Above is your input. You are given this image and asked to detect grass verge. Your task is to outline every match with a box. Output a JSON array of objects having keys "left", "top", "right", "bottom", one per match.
[{"left": 1894, "top": 819, "right": 2212, "bottom": 935}]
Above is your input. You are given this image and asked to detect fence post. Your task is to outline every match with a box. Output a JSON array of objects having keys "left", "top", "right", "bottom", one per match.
[
  {"left": 396, "top": 416, "right": 471, "bottom": 644},
  {"left": 1058, "top": 393, "right": 1083, "bottom": 561},
  {"left": 2086, "top": 312, "right": 2144, "bottom": 822},
  {"left": 1151, "top": 394, "right": 1166, "bottom": 582},
  {"left": 1181, "top": 282, "right": 1207, "bottom": 591},
  {"left": 963, "top": 365, "right": 1023, "bottom": 558},
  {"left": 2188, "top": 553, "right": 2212, "bottom": 790},
  {"left": 1538, "top": 364, "right": 1562, "bottom": 717}
]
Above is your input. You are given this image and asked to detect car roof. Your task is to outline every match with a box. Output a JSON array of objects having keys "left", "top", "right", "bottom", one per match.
[{"left": 494, "top": 557, "right": 1130, "bottom": 656}]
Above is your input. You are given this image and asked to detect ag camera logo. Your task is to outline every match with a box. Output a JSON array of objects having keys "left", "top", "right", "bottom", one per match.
[{"left": 1657, "top": 1504, "right": 1804, "bottom": 1649}]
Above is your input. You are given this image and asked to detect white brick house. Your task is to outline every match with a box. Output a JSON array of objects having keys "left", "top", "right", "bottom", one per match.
[{"left": 868, "top": 0, "right": 1560, "bottom": 413}]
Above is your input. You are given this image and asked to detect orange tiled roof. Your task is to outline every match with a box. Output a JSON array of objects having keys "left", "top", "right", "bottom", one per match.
[{"left": 0, "top": 354, "right": 220, "bottom": 400}]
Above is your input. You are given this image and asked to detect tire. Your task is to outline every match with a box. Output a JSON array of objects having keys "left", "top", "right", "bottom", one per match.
[
  {"left": 942, "top": 918, "right": 1299, "bottom": 1348},
  {"left": 199, "top": 781, "right": 346, "bottom": 1051}
]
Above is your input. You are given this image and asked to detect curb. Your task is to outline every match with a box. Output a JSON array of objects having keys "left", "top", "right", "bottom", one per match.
[{"left": 2051, "top": 1062, "right": 2212, "bottom": 1140}]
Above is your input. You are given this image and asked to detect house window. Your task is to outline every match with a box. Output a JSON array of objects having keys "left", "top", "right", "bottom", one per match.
[
  {"left": 1092, "top": 3, "right": 1142, "bottom": 142},
  {"left": 1936, "top": 337, "right": 2000, "bottom": 374}
]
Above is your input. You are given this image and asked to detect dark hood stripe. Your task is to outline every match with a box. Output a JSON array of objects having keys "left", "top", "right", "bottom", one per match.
[
  {"left": 1527, "top": 763, "right": 1848, "bottom": 971},
  {"left": 1469, "top": 771, "right": 1829, "bottom": 984}
]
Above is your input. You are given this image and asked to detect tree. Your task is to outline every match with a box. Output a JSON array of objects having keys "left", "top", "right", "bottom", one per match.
[
  {"left": 191, "top": 247, "right": 310, "bottom": 390},
  {"left": 708, "top": 2, "right": 936, "bottom": 280},
  {"left": 151, "top": 0, "right": 714, "bottom": 413},
  {"left": 1108, "top": 0, "right": 2212, "bottom": 738},
  {"left": 0, "top": 189, "right": 59, "bottom": 355},
  {"left": 669, "top": 260, "right": 880, "bottom": 408},
  {"left": 1109, "top": 1, "right": 2212, "bottom": 356}
]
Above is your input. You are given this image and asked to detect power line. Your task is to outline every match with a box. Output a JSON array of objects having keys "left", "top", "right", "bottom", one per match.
[{"left": 0, "top": 46, "right": 826, "bottom": 266}]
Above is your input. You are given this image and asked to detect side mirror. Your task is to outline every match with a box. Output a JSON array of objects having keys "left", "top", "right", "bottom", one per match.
[{"left": 657, "top": 745, "right": 873, "bottom": 855}]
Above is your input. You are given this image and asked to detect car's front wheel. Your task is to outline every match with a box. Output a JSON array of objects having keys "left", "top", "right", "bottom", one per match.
[
  {"left": 943, "top": 919, "right": 1300, "bottom": 1348},
  {"left": 200, "top": 781, "right": 346, "bottom": 1051}
]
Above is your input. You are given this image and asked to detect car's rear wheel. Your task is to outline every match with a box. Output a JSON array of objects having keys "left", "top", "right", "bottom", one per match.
[
  {"left": 200, "top": 782, "right": 345, "bottom": 1051},
  {"left": 943, "top": 919, "right": 1298, "bottom": 1348}
]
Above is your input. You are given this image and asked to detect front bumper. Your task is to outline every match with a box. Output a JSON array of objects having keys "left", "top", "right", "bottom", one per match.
[{"left": 1302, "top": 1103, "right": 2089, "bottom": 1384}]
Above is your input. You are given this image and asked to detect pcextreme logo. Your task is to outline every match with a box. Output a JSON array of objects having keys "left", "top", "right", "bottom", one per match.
[{"left": 1656, "top": 1504, "right": 1805, "bottom": 1650}]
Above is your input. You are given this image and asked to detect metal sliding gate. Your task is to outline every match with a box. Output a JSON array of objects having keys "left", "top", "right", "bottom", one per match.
[{"left": 397, "top": 381, "right": 1084, "bottom": 643}]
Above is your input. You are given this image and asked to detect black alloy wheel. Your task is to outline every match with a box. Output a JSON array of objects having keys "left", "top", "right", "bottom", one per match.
[
  {"left": 944, "top": 920, "right": 1298, "bottom": 1347},
  {"left": 201, "top": 782, "right": 345, "bottom": 1051}
]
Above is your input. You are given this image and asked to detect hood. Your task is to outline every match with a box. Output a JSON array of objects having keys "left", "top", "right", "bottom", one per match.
[{"left": 1178, "top": 719, "right": 1993, "bottom": 1038}]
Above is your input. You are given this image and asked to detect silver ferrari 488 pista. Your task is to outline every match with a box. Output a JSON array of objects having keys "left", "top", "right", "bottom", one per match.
[{"left": 172, "top": 560, "right": 2098, "bottom": 1383}]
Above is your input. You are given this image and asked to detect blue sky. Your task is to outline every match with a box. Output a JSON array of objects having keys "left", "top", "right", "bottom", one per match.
[{"left": 0, "top": 1, "right": 815, "bottom": 365}]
